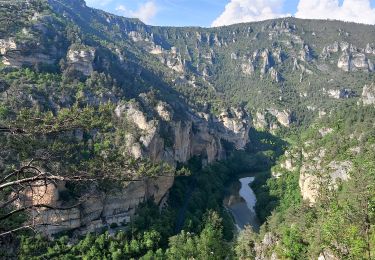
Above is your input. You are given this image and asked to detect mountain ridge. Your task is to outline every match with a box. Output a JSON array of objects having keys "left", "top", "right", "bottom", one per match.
[{"left": 0, "top": 1, "right": 374, "bottom": 258}]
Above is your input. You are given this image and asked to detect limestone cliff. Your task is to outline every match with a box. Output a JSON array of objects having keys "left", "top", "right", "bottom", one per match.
[
  {"left": 66, "top": 45, "right": 96, "bottom": 76},
  {"left": 18, "top": 98, "right": 251, "bottom": 236},
  {"left": 20, "top": 176, "right": 174, "bottom": 236},
  {"left": 360, "top": 83, "right": 375, "bottom": 105}
]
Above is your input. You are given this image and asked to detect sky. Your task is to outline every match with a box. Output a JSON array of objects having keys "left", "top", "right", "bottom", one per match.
[{"left": 85, "top": 0, "right": 375, "bottom": 27}]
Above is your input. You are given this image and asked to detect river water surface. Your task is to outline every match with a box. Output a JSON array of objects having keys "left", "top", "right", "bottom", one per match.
[{"left": 224, "top": 176, "right": 260, "bottom": 231}]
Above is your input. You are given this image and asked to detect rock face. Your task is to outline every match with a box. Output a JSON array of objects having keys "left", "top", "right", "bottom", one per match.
[
  {"left": 241, "top": 62, "right": 255, "bottom": 75},
  {"left": 254, "top": 232, "right": 280, "bottom": 260},
  {"left": 318, "top": 250, "right": 340, "bottom": 260},
  {"left": 337, "top": 51, "right": 352, "bottom": 71},
  {"left": 337, "top": 46, "right": 374, "bottom": 72},
  {"left": 253, "top": 109, "right": 292, "bottom": 129},
  {"left": 361, "top": 83, "right": 375, "bottom": 105},
  {"left": 322, "top": 41, "right": 374, "bottom": 71},
  {"left": 300, "top": 44, "right": 313, "bottom": 62},
  {"left": 261, "top": 49, "right": 273, "bottom": 74},
  {"left": 24, "top": 176, "right": 174, "bottom": 236},
  {"left": 156, "top": 46, "right": 185, "bottom": 73},
  {"left": 280, "top": 150, "right": 298, "bottom": 171},
  {"left": 327, "top": 88, "right": 355, "bottom": 99},
  {"left": 254, "top": 111, "right": 268, "bottom": 130},
  {"left": 299, "top": 145, "right": 352, "bottom": 204},
  {"left": 268, "top": 108, "right": 292, "bottom": 127},
  {"left": 16, "top": 181, "right": 62, "bottom": 208},
  {"left": 67, "top": 46, "right": 96, "bottom": 76},
  {"left": 26, "top": 100, "right": 251, "bottom": 236},
  {"left": 5, "top": 0, "right": 375, "bottom": 240},
  {"left": 116, "top": 101, "right": 251, "bottom": 164},
  {"left": 0, "top": 38, "right": 56, "bottom": 67},
  {"left": 217, "top": 107, "right": 251, "bottom": 149},
  {"left": 0, "top": 38, "right": 17, "bottom": 55},
  {"left": 269, "top": 68, "right": 282, "bottom": 82},
  {"left": 321, "top": 41, "right": 339, "bottom": 58}
]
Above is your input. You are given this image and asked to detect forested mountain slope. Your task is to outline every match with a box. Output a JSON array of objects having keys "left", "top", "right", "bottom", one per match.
[{"left": 0, "top": 0, "right": 374, "bottom": 259}]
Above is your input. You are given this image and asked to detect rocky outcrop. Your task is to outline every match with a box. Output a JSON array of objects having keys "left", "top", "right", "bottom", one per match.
[
  {"left": 67, "top": 45, "right": 96, "bottom": 76},
  {"left": 323, "top": 41, "right": 374, "bottom": 71},
  {"left": 328, "top": 161, "right": 352, "bottom": 184},
  {"left": 128, "top": 31, "right": 145, "bottom": 42},
  {"left": 16, "top": 181, "right": 63, "bottom": 208},
  {"left": 26, "top": 176, "right": 174, "bottom": 236},
  {"left": 18, "top": 99, "right": 252, "bottom": 236},
  {"left": 269, "top": 68, "right": 282, "bottom": 83},
  {"left": 261, "top": 49, "right": 273, "bottom": 75},
  {"left": 299, "top": 145, "right": 352, "bottom": 204},
  {"left": 0, "top": 38, "right": 56, "bottom": 67},
  {"left": 326, "top": 88, "right": 355, "bottom": 99},
  {"left": 337, "top": 49, "right": 373, "bottom": 72},
  {"left": 318, "top": 250, "right": 340, "bottom": 260},
  {"left": 217, "top": 107, "right": 251, "bottom": 149},
  {"left": 360, "top": 83, "right": 375, "bottom": 105},
  {"left": 321, "top": 42, "right": 339, "bottom": 58},
  {"left": 300, "top": 44, "right": 313, "bottom": 62},
  {"left": 149, "top": 44, "right": 163, "bottom": 55},
  {"left": 352, "top": 53, "right": 371, "bottom": 70},
  {"left": 241, "top": 62, "right": 255, "bottom": 75},
  {"left": 280, "top": 150, "right": 298, "bottom": 171},
  {"left": 365, "top": 43, "right": 375, "bottom": 55},
  {"left": 268, "top": 108, "right": 292, "bottom": 127},
  {"left": 0, "top": 38, "right": 17, "bottom": 55},
  {"left": 116, "top": 100, "right": 251, "bottom": 163},
  {"left": 155, "top": 102, "right": 173, "bottom": 121},
  {"left": 254, "top": 111, "right": 267, "bottom": 130},
  {"left": 253, "top": 109, "right": 292, "bottom": 129},
  {"left": 337, "top": 51, "right": 351, "bottom": 71},
  {"left": 156, "top": 46, "right": 186, "bottom": 73},
  {"left": 254, "top": 232, "right": 280, "bottom": 260},
  {"left": 2, "top": 52, "right": 54, "bottom": 67}
]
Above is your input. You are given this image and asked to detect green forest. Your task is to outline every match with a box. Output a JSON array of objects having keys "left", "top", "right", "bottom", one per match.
[{"left": 0, "top": 0, "right": 374, "bottom": 259}]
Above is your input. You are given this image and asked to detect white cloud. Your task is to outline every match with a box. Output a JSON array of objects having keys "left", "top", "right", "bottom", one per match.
[
  {"left": 116, "top": 1, "right": 158, "bottom": 23},
  {"left": 295, "top": 0, "right": 375, "bottom": 24},
  {"left": 212, "top": 0, "right": 289, "bottom": 27},
  {"left": 85, "top": 0, "right": 113, "bottom": 7}
]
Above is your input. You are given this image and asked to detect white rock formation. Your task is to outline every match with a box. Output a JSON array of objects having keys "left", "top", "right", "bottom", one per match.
[
  {"left": 361, "top": 84, "right": 375, "bottom": 105},
  {"left": 299, "top": 144, "right": 353, "bottom": 204},
  {"left": 337, "top": 51, "right": 351, "bottom": 71},
  {"left": 0, "top": 38, "right": 55, "bottom": 67},
  {"left": 0, "top": 38, "right": 17, "bottom": 55},
  {"left": 269, "top": 68, "right": 282, "bottom": 83},
  {"left": 268, "top": 108, "right": 292, "bottom": 127},
  {"left": 300, "top": 44, "right": 313, "bottom": 62},
  {"left": 327, "top": 88, "right": 355, "bottom": 99},
  {"left": 241, "top": 62, "right": 255, "bottom": 75},
  {"left": 337, "top": 50, "right": 373, "bottom": 72},
  {"left": 67, "top": 46, "right": 95, "bottom": 76},
  {"left": 261, "top": 49, "right": 272, "bottom": 74},
  {"left": 254, "top": 111, "right": 267, "bottom": 130},
  {"left": 156, "top": 102, "right": 173, "bottom": 121},
  {"left": 27, "top": 177, "right": 174, "bottom": 236}
]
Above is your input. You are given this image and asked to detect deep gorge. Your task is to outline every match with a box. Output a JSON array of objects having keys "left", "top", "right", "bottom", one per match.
[{"left": 0, "top": 0, "right": 375, "bottom": 259}]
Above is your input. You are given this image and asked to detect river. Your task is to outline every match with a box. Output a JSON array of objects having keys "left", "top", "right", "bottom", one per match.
[{"left": 224, "top": 176, "right": 260, "bottom": 231}]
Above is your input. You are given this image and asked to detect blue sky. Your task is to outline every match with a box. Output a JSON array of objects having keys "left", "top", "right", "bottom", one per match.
[{"left": 85, "top": 0, "right": 375, "bottom": 27}]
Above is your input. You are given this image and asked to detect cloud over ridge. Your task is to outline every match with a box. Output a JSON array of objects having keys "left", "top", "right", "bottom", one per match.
[
  {"left": 116, "top": 1, "right": 158, "bottom": 23},
  {"left": 296, "top": 0, "right": 375, "bottom": 25},
  {"left": 212, "top": 0, "right": 289, "bottom": 27},
  {"left": 212, "top": 0, "right": 375, "bottom": 27}
]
